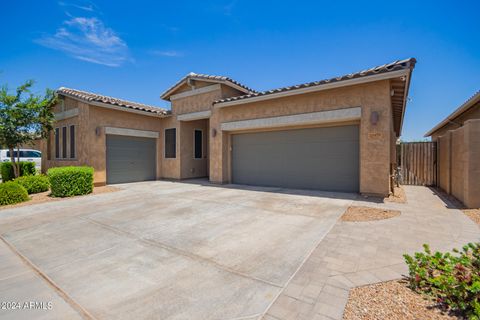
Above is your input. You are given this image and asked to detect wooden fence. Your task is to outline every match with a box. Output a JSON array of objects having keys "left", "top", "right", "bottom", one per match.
[{"left": 398, "top": 142, "right": 437, "bottom": 186}]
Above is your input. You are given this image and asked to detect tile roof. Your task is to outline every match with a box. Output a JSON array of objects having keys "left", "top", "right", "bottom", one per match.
[
  {"left": 425, "top": 90, "right": 480, "bottom": 136},
  {"left": 57, "top": 87, "right": 169, "bottom": 115},
  {"left": 160, "top": 72, "right": 256, "bottom": 100},
  {"left": 214, "top": 58, "right": 416, "bottom": 104}
]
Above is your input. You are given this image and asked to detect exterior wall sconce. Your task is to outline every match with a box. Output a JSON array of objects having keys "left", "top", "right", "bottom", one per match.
[
  {"left": 95, "top": 127, "right": 102, "bottom": 136},
  {"left": 370, "top": 111, "right": 379, "bottom": 125},
  {"left": 211, "top": 128, "right": 217, "bottom": 137}
]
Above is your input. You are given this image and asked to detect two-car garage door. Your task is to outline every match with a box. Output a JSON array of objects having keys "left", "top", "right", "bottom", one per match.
[
  {"left": 106, "top": 135, "right": 156, "bottom": 184},
  {"left": 231, "top": 125, "right": 359, "bottom": 192}
]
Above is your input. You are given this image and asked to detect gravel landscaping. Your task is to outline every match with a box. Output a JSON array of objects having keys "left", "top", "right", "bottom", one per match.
[
  {"left": 341, "top": 206, "right": 401, "bottom": 222},
  {"left": 386, "top": 186, "right": 407, "bottom": 203},
  {"left": 343, "top": 280, "right": 459, "bottom": 320},
  {"left": 0, "top": 186, "right": 119, "bottom": 210},
  {"left": 462, "top": 209, "right": 480, "bottom": 226}
]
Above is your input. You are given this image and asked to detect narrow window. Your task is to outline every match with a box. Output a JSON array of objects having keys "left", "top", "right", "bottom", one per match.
[
  {"left": 55, "top": 128, "right": 60, "bottom": 159},
  {"left": 165, "top": 128, "right": 176, "bottom": 158},
  {"left": 62, "top": 126, "right": 67, "bottom": 158},
  {"left": 194, "top": 129, "right": 202, "bottom": 159},
  {"left": 70, "top": 125, "right": 75, "bottom": 158},
  {"left": 47, "top": 131, "right": 51, "bottom": 160}
]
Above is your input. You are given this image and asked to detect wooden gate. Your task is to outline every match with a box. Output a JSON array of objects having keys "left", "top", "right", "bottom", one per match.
[{"left": 399, "top": 142, "right": 437, "bottom": 186}]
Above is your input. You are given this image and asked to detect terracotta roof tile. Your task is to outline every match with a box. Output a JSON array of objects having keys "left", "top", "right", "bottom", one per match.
[
  {"left": 160, "top": 72, "right": 256, "bottom": 100},
  {"left": 214, "top": 58, "right": 416, "bottom": 104},
  {"left": 57, "top": 87, "right": 169, "bottom": 115}
]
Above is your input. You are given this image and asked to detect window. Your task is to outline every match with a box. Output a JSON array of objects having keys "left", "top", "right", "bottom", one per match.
[
  {"left": 23, "top": 151, "right": 41, "bottom": 158},
  {"left": 6, "top": 150, "right": 24, "bottom": 158},
  {"left": 62, "top": 126, "right": 67, "bottom": 158},
  {"left": 6, "top": 150, "right": 40, "bottom": 158},
  {"left": 55, "top": 128, "right": 60, "bottom": 159},
  {"left": 194, "top": 129, "right": 202, "bottom": 159},
  {"left": 165, "top": 128, "right": 176, "bottom": 158},
  {"left": 70, "top": 125, "right": 75, "bottom": 158}
]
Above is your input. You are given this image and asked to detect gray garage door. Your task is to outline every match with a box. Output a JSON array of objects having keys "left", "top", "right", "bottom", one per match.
[
  {"left": 106, "top": 135, "right": 156, "bottom": 184},
  {"left": 231, "top": 125, "right": 359, "bottom": 192}
]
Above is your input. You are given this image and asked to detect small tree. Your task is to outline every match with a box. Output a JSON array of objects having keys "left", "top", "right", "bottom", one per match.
[{"left": 0, "top": 80, "right": 56, "bottom": 178}]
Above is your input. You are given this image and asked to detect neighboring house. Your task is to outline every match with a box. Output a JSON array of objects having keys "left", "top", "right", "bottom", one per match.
[
  {"left": 42, "top": 58, "right": 416, "bottom": 196},
  {"left": 425, "top": 91, "right": 480, "bottom": 208},
  {"left": 425, "top": 91, "right": 480, "bottom": 140}
]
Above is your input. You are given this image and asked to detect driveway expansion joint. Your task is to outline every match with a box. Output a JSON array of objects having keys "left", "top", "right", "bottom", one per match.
[
  {"left": 79, "top": 216, "right": 284, "bottom": 289},
  {"left": 0, "top": 235, "right": 96, "bottom": 320}
]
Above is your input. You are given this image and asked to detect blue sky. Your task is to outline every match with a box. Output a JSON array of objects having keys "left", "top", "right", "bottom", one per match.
[{"left": 1, "top": 1, "right": 479, "bottom": 140}]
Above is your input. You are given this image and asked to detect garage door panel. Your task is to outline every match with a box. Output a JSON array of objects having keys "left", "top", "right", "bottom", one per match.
[
  {"left": 232, "top": 125, "right": 359, "bottom": 192},
  {"left": 106, "top": 135, "right": 156, "bottom": 184}
]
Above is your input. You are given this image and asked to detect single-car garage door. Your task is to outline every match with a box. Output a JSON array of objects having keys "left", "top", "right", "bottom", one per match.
[
  {"left": 106, "top": 135, "right": 156, "bottom": 184},
  {"left": 231, "top": 125, "right": 359, "bottom": 192}
]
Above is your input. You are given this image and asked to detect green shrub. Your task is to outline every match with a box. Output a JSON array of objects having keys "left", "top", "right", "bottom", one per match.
[
  {"left": 0, "top": 162, "right": 36, "bottom": 182},
  {"left": 47, "top": 166, "right": 94, "bottom": 197},
  {"left": 404, "top": 243, "right": 480, "bottom": 319},
  {"left": 0, "top": 182, "right": 29, "bottom": 205},
  {"left": 15, "top": 175, "right": 50, "bottom": 194}
]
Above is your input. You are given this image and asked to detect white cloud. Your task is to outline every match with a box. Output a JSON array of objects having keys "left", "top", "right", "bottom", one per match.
[
  {"left": 58, "top": 1, "right": 97, "bottom": 12},
  {"left": 150, "top": 50, "right": 184, "bottom": 57},
  {"left": 36, "top": 17, "right": 129, "bottom": 67}
]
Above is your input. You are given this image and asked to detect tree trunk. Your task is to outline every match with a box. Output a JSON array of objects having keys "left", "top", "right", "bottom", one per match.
[
  {"left": 16, "top": 146, "right": 21, "bottom": 178},
  {"left": 8, "top": 147, "right": 18, "bottom": 178}
]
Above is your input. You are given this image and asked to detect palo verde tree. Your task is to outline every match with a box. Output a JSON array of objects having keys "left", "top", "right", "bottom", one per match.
[{"left": 0, "top": 80, "right": 57, "bottom": 178}]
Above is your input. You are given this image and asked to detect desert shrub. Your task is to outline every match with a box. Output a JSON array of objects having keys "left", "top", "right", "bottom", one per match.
[
  {"left": 15, "top": 175, "right": 50, "bottom": 194},
  {"left": 404, "top": 243, "right": 480, "bottom": 319},
  {"left": 47, "top": 166, "right": 93, "bottom": 197},
  {"left": 0, "top": 182, "right": 29, "bottom": 205},
  {"left": 0, "top": 161, "right": 36, "bottom": 182}
]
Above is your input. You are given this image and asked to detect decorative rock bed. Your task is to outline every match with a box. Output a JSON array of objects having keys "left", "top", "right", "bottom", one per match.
[
  {"left": 343, "top": 280, "right": 457, "bottom": 320},
  {"left": 341, "top": 206, "right": 401, "bottom": 222}
]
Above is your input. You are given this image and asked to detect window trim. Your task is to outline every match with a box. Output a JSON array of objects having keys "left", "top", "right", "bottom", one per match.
[
  {"left": 193, "top": 129, "right": 203, "bottom": 159},
  {"left": 164, "top": 128, "right": 177, "bottom": 159}
]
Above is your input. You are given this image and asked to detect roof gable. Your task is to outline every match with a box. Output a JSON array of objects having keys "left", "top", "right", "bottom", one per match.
[
  {"left": 160, "top": 72, "right": 256, "bottom": 100},
  {"left": 57, "top": 87, "right": 169, "bottom": 116}
]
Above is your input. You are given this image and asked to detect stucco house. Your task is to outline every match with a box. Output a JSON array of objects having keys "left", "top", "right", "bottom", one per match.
[
  {"left": 42, "top": 58, "right": 416, "bottom": 196},
  {"left": 425, "top": 91, "right": 480, "bottom": 208}
]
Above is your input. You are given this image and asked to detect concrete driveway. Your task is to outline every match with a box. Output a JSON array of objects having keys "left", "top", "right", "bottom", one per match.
[{"left": 0, "top": 180, "right": 354, "bottom": 320}]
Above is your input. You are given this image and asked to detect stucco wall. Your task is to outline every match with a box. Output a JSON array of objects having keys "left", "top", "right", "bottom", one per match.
[
  {"left": 450, "top": 127, "right": 465, "bottom": 202},
  {"left": 464, "top": 120, "right": 480, "bottom": 208},
  {"left": 171, "top": 85, "right": 223, "bottom": 115},
  {"left": 42, "top": 98, "right": 87, "bottom": 172},
  {"left": 437, "top": 133, "right": 451, "bottom": 193},
  {"left": 436, "top": 119, "right": 480, "bottom": 208},
  {"left": 160, "top": 116, "right": 181, "bottom": 179},
  {"left": 43, "top": 100, "right": 167, "bottom": 185},
  {"left": 209, "top": 80, "right": 394, "bottom": 196},
  {"left": 179, "top": 119, "right": 209, "bottom": 179}
]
